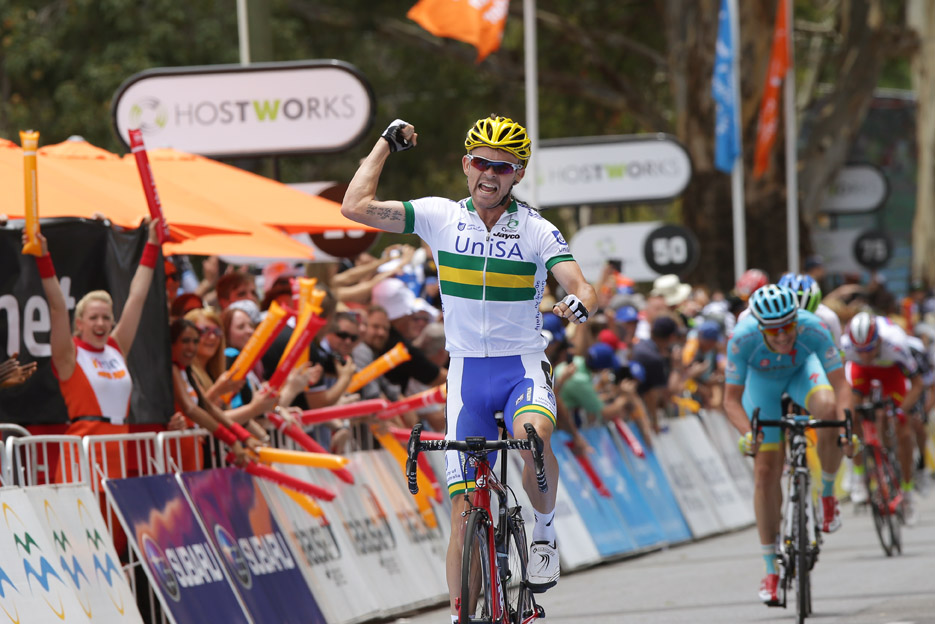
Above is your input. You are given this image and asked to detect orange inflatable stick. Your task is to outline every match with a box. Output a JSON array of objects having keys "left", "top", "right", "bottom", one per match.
[
  {"left": 20, "top": 130, "right": 42, "bottom": 256},
  {"left": 347, "top": 342, "right": 411, "bottom": 394},
  {"left": 258, "top": 447, "right": 349, "bottom": 470},
  {"left": 283, "top": 489, "right": 323, "bottom": 518},
  {"left": 227, "top": 300, "right": 290, "bottom": 381}
]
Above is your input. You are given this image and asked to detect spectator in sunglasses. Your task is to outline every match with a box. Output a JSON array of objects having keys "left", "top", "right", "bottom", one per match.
[{"left": 305, "top": 312, "right": 360, "bottom": 405}]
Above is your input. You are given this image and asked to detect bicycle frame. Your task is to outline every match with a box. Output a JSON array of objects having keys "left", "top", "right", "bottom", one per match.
[
  {"left": 465, "top": 454, "right": 510, "bottom": 622},
  {"left": 751, "top": 407, "right": 851, "bottom": 622},
  {"left": 406, "top": 422, "right": 547, "bottom": 624}
]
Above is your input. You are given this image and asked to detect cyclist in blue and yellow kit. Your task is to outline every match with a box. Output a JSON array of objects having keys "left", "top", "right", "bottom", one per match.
[
  {"left": 724, "top": 285, "right": 853, "bottom": 606},
  {"left": 341, "top": 115, "right": 596, "bottom": 622}
]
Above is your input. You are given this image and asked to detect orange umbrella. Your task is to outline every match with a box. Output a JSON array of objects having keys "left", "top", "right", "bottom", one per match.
[
  {"left": 1, "top": 137, "right": 314, "bottom": 259},
  {"left": 1, "top": 137, "right": 245, "bottom": 240},
  {"left": 138, "top": 148, "right": 374, "bottom": 235}
]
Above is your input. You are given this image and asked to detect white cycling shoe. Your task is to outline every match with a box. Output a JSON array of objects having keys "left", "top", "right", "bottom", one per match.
[
  {"left": 527, "top": 541, "right": 559, "bottom": 593},
  {"left": 851, "top": 476, "right": 869, "bottom": 504}
]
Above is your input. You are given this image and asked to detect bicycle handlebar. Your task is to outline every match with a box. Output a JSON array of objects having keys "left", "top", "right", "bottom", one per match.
[
  {"left": 405, "top": 422, "right": 548, "bottom": 494},
  {"left": 749, "top": 407, "right": 853, "bottom": 457}
]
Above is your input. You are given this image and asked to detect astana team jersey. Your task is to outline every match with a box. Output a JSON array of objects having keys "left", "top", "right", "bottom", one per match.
[
  {"left": 726, "top": 309, "right": 842, "bottom": 384},
  {"left": 402, "top": 197, "right": 574, "bottom": 357}
]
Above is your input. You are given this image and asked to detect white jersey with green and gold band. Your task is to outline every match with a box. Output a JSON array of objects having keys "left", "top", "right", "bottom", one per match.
[{"left": 402, "top": 197, "right": 574, "bottom": 358}]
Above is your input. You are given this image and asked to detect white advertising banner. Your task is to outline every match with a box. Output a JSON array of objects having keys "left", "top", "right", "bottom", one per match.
[
  {"left": 810, "top": 229, "right": 864, "bottom": 274},
  {"left": 699, "top": 409, "right": 755, "bottom": 501},
  {"left": 652, "top": 429, "right": 724, "bottom": 538},
  {"left": 821, "top": 164, "right": 888, "bottom": 214},
  {"left": 360, "top": 452, "right": 448, "bottom": 607},
  {"left": 513, "top": 135, "right": 692, "bottom": 207},
  {"left": 112, "top": 61, "right": 375, "bottom": 157},
  {"left": 569, "top": 221, "right": 663, "bottom": 283},
  {"left": 669, "top": 418, "right": 754, "bottom": 530},
  {"left": 23, "top": 485, "right": 143, "bottom": 624},
  {"left": 0, "top": 487, "right": 105, "bottom": 623},
  {"left": 258, "top": 468, "right": 381, "bottom": 624}
]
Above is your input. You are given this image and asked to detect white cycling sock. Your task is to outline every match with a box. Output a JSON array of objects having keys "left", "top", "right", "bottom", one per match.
[
  {"left": 451, "top": 615, "right": 458, "bottom": 623},
  {"left": 532, "top": 508, "right": 556, "bottom": 544}
]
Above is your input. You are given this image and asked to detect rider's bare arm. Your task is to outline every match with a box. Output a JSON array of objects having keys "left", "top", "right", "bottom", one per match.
[
  {"left": 723, "top": 383, "right": 750, "bottom": 435},
  {"left": 341, "top": 121, "right": 417, "bottom": 233}
]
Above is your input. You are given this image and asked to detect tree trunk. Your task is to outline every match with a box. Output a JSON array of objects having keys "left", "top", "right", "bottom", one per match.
[
  {"left": 666, "top": 0, "right": 788, "bottom": 289},
  {"left": 798, "top": 1, "right": 896, "bottom": 226},
  {"left": 910, "top": 0, "right": 935, "bottom": 286}
]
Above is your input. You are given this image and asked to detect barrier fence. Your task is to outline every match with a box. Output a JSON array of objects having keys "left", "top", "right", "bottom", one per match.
[{"left": 0, "top": 408, "right": 767, "bottom": 623}]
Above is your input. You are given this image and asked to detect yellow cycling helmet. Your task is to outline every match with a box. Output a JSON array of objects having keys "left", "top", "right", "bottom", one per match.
[{"left": 464, "top": 115, "right": 531, "bottom": 165}]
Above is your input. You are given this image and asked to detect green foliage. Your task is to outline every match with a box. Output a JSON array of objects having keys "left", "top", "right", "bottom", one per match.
[{"left": 0, "top": 0, "right": 238, "bottom": 150}]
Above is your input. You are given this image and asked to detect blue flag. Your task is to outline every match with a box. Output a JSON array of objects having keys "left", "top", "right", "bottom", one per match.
[{"left": 712, "top": 0, "right": 740, "bottom": 173}]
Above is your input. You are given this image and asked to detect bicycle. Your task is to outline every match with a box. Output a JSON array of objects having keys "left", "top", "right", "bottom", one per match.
[
  {"left": 405, "top": 416, "right": 548, "bottom": 624},
  {"left": 750, "top": 406, "right": 852, "bottom": 624},
  {"left": 853, "top": 382, "right": 904, "bottom": 557}
]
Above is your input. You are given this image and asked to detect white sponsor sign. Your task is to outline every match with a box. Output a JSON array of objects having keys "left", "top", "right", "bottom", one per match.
[
  {"left": 811, "top": 229, "right": 865, "bottom": 274},
  {"left": 112, "top": 61, "right": 375, "bottom": 157},
  {"left": 569, "top": 221, "right": 663, "bottom": 283},
  {"left": 669, "top": 418, "right": 754, "bottom": 530},
  {"left": 514, "top": 135, "right": 692, "bottom": 207},
  {"left": 24, "top": 485, "right": 143, "bottom": 623},
  {"left": 652, "top": 430, "right": 723, "bottom": 538},
  {"left": 0, "top": 487, "right": 105, "bottom": 623},
  {"left": 822, "top": 164, "right": 888, "bottom": 213}
]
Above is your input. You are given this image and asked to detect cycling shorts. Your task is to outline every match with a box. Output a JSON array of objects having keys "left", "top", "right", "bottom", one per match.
[
  {"left": 845, "top": 361, "right": 907, "bottom": 407},
  {"left": 445, "top": 353, "right": 556, "bottom": 498},
  {"left": 742, "top": 352, "right": 831, "bottom": 451}
]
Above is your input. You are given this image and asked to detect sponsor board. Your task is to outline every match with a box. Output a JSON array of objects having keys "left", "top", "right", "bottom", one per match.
[
  {"left": 24, "top": 485, "right": 143, "bottom": 623},
  {"left": 105, "top": 475, "right": 249, "bottom": 623},
  {"left": 668, "top": 419, "right": 754, "bottom": 530},
  {"left": 550, "top": 431, "right": 635, "bottom": 557},
  {"left": 112, "top": 60, "right": 375, "bottom": 158},
  {"left": 357, "top": 452, "right": 448, "bottom": 606},
  {"left": 514, "top": 134, "right": 692, "bottom": 207},
  {"left": 0, "top": 488, "right": 90, "bottom": 623},
  {"left": 652, "top": 430, "right": 723, "bottom": 538},
  {"left": 180, "top": 469, "right": 326, "bottom": 624},
  {"left": 581, "top": 428, "right": 666, "bottom": 550},
  {"left": 256, "top": 465, "right": 382, "bottom": 624},
  {"left": 610, "top": 427, "right": 692, "bottom": 544}
]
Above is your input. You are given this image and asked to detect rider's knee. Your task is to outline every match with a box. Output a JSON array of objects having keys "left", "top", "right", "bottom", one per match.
[{"left": 807, "top": 392, "right": 835, "bottom": 420}]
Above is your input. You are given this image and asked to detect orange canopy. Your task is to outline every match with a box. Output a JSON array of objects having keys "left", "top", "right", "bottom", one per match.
[
  {"left": 137, "top": 148, "right": 373, "bottom": 235},
  {"left": 0, "top": 137, "right": 316, "bottom": 259},
  {"left": 1, "top": 137, "right": 245, "bottom": 240}
]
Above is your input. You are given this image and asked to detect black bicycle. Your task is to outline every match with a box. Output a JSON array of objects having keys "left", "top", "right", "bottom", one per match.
[
  {"left": 751, "top": 407, "right": 852, "bottom": 624},
  {"left": 406, "top": 418, "right": 548, "bottom": 624}
]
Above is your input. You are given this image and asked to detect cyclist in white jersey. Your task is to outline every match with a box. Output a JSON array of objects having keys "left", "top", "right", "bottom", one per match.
[
  {"left": 341, "top": 115, "right": 597, "bottom": 620},
  {"left": 840, "top": 312, "right": 922, "bottom": 523}
]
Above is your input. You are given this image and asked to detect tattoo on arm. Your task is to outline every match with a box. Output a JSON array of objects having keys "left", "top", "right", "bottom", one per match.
[{"left": 365, "top": 203, "right": 402, "bottom": 221}]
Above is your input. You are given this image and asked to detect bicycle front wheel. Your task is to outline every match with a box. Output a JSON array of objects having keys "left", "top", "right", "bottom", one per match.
[
  {"left": 503, "top": 509, "right": 532, "bottom": 623},
  {"left": 461, "top": 509, "right": 498, "bottom": 624},
  {"left": 794, "top": 472, "right": 810, "bottom": 624},
  {"left": 864, "top": 449, "right": 900, "bottom": 556}
]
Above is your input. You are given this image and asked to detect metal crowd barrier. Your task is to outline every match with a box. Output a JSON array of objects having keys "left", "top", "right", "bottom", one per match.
[{"left": 5, "top": 434, "right": 88, "bottom": 488}]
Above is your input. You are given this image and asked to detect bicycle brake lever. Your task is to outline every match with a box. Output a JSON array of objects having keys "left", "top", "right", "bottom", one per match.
[{"left": 406, "top": 424, "right": 423, "bottom": 494}]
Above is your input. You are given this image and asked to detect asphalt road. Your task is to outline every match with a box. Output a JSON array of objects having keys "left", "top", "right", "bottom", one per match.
[{"left": 390, "top": 477, "right": 935, "bottom": 624}]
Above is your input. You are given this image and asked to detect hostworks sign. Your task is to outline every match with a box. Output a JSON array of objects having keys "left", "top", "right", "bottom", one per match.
[
  {"left": 112, "top": 60, "right": 375, "bottom": 157},
  {"left": 514, "top": 134, "right": 692, "bottom": 207}
]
